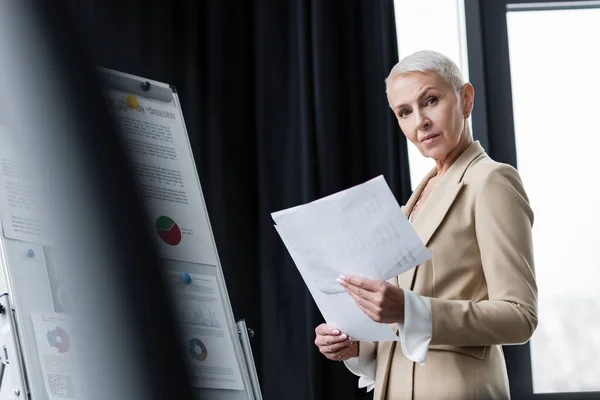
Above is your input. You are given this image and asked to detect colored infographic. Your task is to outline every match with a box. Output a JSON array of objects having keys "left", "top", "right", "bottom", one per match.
[
  {"left": 189, "top": 338, "right": 208, "bottom": 361},
  {"left": 156, "top": 215, "right": 182, "bottom": 246},
  {"left": 47, "top": 326, "right": 70, "bottom": 353}
]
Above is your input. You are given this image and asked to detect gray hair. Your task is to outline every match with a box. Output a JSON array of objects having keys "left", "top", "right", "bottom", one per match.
[{"left": 385, "top": 50, "right": 465, "bottom": 104}]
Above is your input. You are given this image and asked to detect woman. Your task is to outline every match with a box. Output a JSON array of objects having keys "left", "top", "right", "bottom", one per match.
[{"left": 314, "top": 50, "right": 537, "bottom": 399}]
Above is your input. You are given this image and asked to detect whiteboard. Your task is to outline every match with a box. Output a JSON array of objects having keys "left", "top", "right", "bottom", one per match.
[
  {"left": 0, "top": 68, "right": 261, "bottom": 400},
  {"left": 99, "top": 67, "right": 261, "bottom": 400}
]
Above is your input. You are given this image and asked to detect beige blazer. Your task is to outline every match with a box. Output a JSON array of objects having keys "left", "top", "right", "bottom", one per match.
[{"left": 358, "top": 141, "right": 538, "bottom": 400}]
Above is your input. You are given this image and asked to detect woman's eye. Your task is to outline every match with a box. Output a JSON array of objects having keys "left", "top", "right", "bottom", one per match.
[
  {"left": 399, "top": 109, "right": 410, "bottom": 118},
  {"left": 426, "top": 96, "right": 438, "bottom": 106}
]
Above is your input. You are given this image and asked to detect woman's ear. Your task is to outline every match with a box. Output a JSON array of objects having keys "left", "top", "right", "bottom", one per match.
[{"left": 462, "top": 82, "right": 475, "bottom": 116}]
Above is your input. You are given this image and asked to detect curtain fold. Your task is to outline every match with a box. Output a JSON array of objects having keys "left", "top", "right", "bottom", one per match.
[{"left": 68, "top": 1, "right": 411, "bottom": 398}]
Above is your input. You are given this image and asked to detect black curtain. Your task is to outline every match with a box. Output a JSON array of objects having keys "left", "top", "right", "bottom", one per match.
[{"left": 67, "top": 1, "right": 411, "bottom": 398}]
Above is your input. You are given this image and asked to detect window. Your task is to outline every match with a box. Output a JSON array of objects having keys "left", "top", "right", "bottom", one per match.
[{"left": 506, "top": 7, "right": 600, "bottom": 394}]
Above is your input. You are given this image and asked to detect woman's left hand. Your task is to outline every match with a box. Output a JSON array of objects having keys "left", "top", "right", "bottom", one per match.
[{"left": 338, "top": 275, "right": 405, "bottom": 324}]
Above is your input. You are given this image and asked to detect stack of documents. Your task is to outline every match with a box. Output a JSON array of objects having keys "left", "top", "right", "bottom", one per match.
[{"left": 272, "top": 176, "right": 431, "bottom": 341}]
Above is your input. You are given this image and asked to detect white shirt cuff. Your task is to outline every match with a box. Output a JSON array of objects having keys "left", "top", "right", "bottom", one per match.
[
  {"left": 343, "top": 341, "right": 376, "bottom": 392},
  {"left": 397, "top": 289, "right": 432, "bottom": 365}
]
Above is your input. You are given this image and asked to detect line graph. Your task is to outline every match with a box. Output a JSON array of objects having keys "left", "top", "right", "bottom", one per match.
[{"left": 179, "top": 306, "right": 221, "bottom": 329}]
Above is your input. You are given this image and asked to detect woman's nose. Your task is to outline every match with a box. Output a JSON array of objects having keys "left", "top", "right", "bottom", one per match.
[{"left": 415, "top": 110, "right": 431, "bottom": 130}]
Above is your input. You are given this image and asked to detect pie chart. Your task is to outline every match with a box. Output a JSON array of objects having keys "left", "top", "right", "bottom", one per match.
[
  {"left": 156, "top": 216, "right": 182, "bottom": 246},
  {"left": 47, "top": 326, "right": 70, "bottom": 353},
  {"left": 189, "top": 338, "right": 208, "bottom": 361}
]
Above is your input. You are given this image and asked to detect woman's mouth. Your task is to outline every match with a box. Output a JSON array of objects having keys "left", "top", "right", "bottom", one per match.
[{"left": 421, "top": 134, "right": 440, "bottom": 144}]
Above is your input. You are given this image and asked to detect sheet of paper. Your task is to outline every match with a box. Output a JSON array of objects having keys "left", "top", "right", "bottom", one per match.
[
  {"left": 106, "top": 90, "right": 217, "bottom": 265},
  {"left": 272, "top": 175, "right": 431, "bottom": 294},
  {"left": 276, "top": 226, "right": 399, "bottom": 341},
  {"left": 166, "top": 271, "right": 244, "bottom": 390},
  {"left": 30, "top": 313, "right": 79, "bottom": 400},
  {"left": 272, "top": 176, "right": 431, "bottom": 340},
  {"left": 0, "top": 125, "right": 46, "bottom": 243}
]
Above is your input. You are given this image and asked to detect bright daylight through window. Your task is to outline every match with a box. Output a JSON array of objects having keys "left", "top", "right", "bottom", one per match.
[{"left": 507, "top": 7, "right": 600, "bottom": 394}]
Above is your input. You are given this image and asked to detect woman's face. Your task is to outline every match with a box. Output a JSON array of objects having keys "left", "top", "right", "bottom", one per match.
[{"left": 388, "top": 71, "right": 472, "bottom": 161}]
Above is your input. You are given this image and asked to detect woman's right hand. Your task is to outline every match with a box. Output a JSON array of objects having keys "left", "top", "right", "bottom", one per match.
[{"left": 314, "top": 323, "right": 358, "bottom": 361}]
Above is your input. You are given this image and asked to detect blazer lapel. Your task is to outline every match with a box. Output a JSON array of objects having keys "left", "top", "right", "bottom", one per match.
[
  {"left": 412, "top": 181, "right": 464, "bottom": 247},
  {"left": 397, "top": 168, "right": 435, "bottom": 290},
  {"left": 398, "top": 141, "right": 485, "bottom": 290}
]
